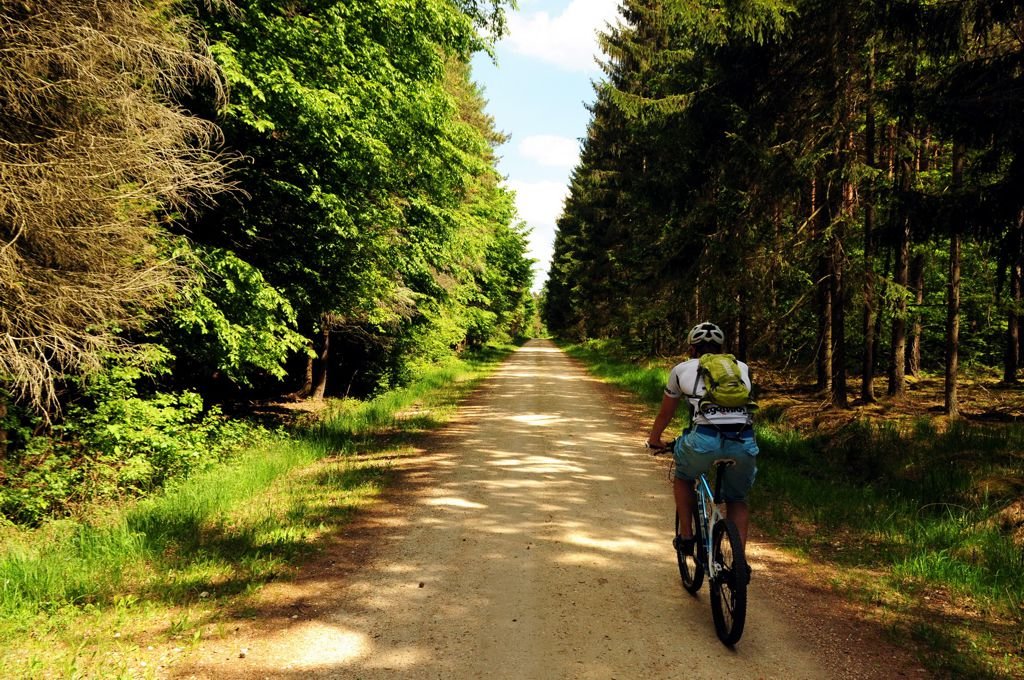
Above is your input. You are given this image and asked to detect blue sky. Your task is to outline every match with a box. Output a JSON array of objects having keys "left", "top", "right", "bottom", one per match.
[{"left": 470, "top": 0, "right": 622, "bottom": 291}]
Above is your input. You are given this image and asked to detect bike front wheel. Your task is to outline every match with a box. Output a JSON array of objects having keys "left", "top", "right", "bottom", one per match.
[
  {"left": 675, "top": 510, "right": 704, "bottom": 594},
  {"left": 710, "top": 518, "right": 748, "bottom": 646}
]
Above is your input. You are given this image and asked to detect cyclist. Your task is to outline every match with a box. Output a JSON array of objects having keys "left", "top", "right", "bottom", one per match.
[{"left": 646, "top": 321, "right": 758, "bottom": 557}]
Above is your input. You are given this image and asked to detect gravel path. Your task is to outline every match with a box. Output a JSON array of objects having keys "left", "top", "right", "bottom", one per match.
[{"left": 172, "top": 339, "right": 927, "bottom": 679}]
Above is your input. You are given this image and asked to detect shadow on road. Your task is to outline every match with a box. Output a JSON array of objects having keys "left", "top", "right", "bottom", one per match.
[{"left": 174, "top": 340, "right": 918, "bottom": 680}]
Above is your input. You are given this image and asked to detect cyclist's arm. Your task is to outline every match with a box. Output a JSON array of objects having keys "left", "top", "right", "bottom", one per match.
[{"left": 648, "top": 393, "right": 680, "bottom": 448}]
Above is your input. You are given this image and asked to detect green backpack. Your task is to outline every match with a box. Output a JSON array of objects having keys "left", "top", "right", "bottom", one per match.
[{"left": 697, "top": 353, "right": 753, "bottom": 409}]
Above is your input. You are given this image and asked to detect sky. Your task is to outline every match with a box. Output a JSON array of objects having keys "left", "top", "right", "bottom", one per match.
[{"left": 470, "top": 0, "right": 622, "bottom": 292}]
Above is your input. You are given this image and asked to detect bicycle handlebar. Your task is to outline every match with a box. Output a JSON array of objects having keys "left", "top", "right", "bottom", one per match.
[{"left": 644, "top": 441, "right": 673, "bottom": 454}]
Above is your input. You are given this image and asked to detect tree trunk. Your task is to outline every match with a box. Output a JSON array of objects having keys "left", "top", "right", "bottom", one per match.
[
  {"left": 889, "top": 221, "right": 910, "bottom": 396},
  {"left": 297, "top": 341, "right": 315, "bottom": 398},
  {"left": 874, "top": 244, "right": 890, "bottom": 377},
  {"left": 311, "top": 324, "right": 330, "bottom": 400},
  {"left": 1008, "top": 264, "right": 1020, "bottom": 384},
  {"left": 732, "top": 307, "right": 741, "bottom": 357},
  {"left": 818, "top": 275, "right": 833, "bottom": 392},
  {"left": 830, "top": 231, "right": 848, "bottom": 407},
  {"left": 826, "top": 1, "right": 853, "bottom": 409},
  {"left": 945, "top": 142, "right": 965, "bottom": 417},
  {"left": 908, "top": 151, "right": 931, "bottom": 381},
  {"left": 946, "top": 233, "right": 962, "bottom": 416},
  {"left": 1005, "top": 211, "right": 1024, "bottom": 383},
  {"left": 738, "top": 293, "right": 749, "bottom": 362},
  {"left": 888, "top": 125, "right": 912, "bottom": 397},
  {"left": 813, "top": 175, "right": 832, "bottom": 393},
  {"left": 873, "top": 124, "right": 897, "bottom": 378},
  {"left": 770, "top": 204, "right": 783, "bottom": 356},
  {"left": 829, "top": 142, "right": 854, "bottom": 408},
  {"left": 862, "top": 45, "right": 878, "bottom": 403},
  {"left": 889, "top": 38, "right": 918, "bottom": 398},
  {"left": 693, "top": 273, "right": 702, "bottom": 324},
  {"left": 1019, "top": 235, "right": 1024, "bottom": 376},
  {"left": 907, "top": 251, "right": 925, "bottom": 377}
]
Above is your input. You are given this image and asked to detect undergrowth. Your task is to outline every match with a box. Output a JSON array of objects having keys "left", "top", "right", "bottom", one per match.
[
  {"left": 0, "top": 344, "right": 513, "bottom": 678},
  {"left": 0, "top": 348, "right": 273, "bottom": 526}
]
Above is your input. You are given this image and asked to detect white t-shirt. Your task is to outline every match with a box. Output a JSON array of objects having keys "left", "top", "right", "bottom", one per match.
[{"left": 665, "top": 357, "right": 753, "bottom": 428}]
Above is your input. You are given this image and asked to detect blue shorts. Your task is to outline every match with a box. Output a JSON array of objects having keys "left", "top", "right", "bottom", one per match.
[{"left": 673, "top": 426, "right": 759, "bottom": 502}]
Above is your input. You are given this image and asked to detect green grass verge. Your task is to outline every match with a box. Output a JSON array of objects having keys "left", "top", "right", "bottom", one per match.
[
  {"left": 562, "top": 338, "right": 1024, "bottom": 680},
  {"left": 0, "top": 344, "right": 514, "bottom": 679}
]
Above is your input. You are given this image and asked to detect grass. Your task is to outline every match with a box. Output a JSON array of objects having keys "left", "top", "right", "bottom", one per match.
[
  {"left": 0, "top": 344, "right": 514, "bottom": 679},
  {"left": 562, "top": 338, "right": 671, "bottom": 404},
  {"left": 562, "top": 338, "right": 1024, "bottom": 679}
]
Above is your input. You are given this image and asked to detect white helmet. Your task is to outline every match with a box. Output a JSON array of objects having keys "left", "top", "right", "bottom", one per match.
[{"left": 687, "top": 322, "right": 725, "bottom": 347}]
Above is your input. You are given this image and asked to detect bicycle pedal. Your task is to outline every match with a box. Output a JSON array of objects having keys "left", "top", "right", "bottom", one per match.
[{"left": 672, "top": 535, "right": 696, "bottom": 556}]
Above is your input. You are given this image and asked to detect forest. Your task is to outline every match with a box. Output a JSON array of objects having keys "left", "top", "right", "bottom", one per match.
[
  {"left": 0, "top": 0, "right": 530, "bottom": 525},
  {"left": 544, "top": 0, "right": 1024, "bottom": 414},
  {"left": 543, "top": 4, "right": 1024, "bottom": 673},
  {"left": 1, "top": 0, "right": 1024, "bottom": 676}
]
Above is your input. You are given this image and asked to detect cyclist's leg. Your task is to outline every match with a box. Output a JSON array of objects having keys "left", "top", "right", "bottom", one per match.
[
  {"left": 721, "top": 435, "right": 758, "bottom": 548},
  {"left": 673, "top": 477, "right": 697, "bottom": 539},
  {"left": 673, "top": 430, "right": 720, "bottom": 542},
  {"left": 725, "top": 500, "right": 750, "bottom": 545}
]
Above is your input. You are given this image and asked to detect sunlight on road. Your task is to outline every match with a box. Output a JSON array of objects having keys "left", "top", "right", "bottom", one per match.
[
  {"left": 562, "top": 532, "right": 661, "bottom": 556},
  {"left": 507, "top": 413, "right": 561, "bottom": 426},
  {"left": 425, "top": 497, "right": 487, "bottom": 509},
  {"left": 553, "top": 551, "right": 616, "bottom": 568},
  {"left": 174, "top": 340, "right": 832, "bottom": 679},
  {"left": 484, "top": 454, "right": 586, "bottom": 473},
  {"left": 277, "top": 626, "right": 368, "bottom": 668}
]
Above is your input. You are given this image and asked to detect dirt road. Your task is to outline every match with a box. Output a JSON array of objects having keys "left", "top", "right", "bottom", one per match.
[{"left": 174, "top": 339, "right": 923, "bottom": 679}]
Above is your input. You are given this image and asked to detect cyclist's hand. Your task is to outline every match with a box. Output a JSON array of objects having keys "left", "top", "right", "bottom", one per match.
[{"left": 645, "top": 439, "right": 670, "bottom": 453}]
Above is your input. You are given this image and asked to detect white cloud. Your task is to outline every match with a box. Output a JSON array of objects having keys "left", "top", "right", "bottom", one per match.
[
  {"left": 518, "top": 134, "right": 580, "bottom": 168},
  {"left": 505, "top": 0, "right": 620, "bottom": 73},
  {"left": 505, "top": 179, "right": 569, "bottom": 290},
  {"left": 507, "top": 179, "right": 567, "bottom": 227}
]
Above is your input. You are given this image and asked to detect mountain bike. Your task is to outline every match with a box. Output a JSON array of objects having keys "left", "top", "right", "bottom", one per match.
[{"left": 648, "top": 440, "right": 749, "bottom": 646}]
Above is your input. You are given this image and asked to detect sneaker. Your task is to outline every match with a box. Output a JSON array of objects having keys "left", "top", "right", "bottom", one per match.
[
  {"left": 733, "top": 563, "right": 752, "bottom": 585},
  {"left": 673, "top": 535, "right": 696, "bottom": 556}
]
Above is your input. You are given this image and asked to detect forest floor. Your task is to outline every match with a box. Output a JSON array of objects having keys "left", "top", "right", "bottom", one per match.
[
  {"left": 168, "top": 340, "right": 933, "bottom": 679},
  {"left": 759, "top": 361, "right": 1024, "bottom": 538},
  {"left": 757, "top": 361, "right": 1024, "bottom": 430},
  {"left": 752, "top": 360, "right": 1024, "bottom": 679}
]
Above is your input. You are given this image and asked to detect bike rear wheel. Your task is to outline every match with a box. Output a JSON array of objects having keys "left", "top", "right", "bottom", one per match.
[
  {"left": 675, "top": 510, "right": 704, "bottom": 594},
  {"left": 710, "top": 518, "right": 748, "bottom": 646}
]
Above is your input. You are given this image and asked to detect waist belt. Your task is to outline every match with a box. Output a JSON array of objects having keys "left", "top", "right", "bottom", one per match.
[{"left": 693, "top": 423, "right": 754, "bottom": 438}]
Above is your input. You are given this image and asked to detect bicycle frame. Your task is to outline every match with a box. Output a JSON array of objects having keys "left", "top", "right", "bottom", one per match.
[
  {"left": 654, "top": 442, "right": 749, "bottom": 646},
  {"left": 692, "top": 468, "right": 725, "bottom": 580}
]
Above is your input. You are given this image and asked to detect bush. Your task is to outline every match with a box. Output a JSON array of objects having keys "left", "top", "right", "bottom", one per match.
[{"left": 0, "top": 353, "right": 270, "bottom": 526}]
